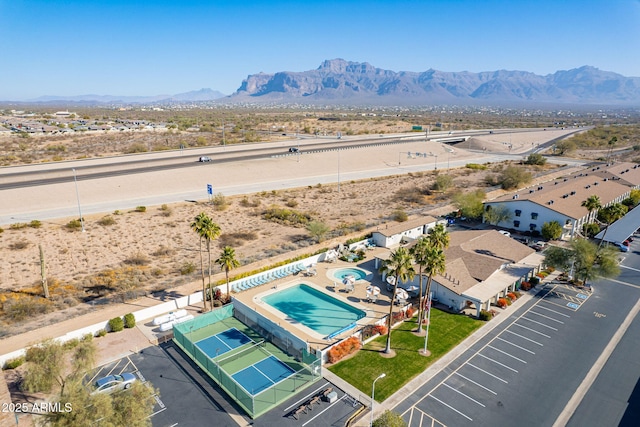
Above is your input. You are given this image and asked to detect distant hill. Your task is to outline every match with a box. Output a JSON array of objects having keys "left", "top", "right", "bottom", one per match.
[
  {"left": 28, "top": 88, "right": 226, "bottom": 104},
  {"left": 227, "top": 59, "right": 640, "bottom": 106}
]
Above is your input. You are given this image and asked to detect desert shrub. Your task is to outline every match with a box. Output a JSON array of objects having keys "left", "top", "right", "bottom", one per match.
[
  {"left": 432, "top": 174, "right": 454, "bottom": 192},
  {"left": 285, "top": 198, "right": 298, "bottom": 208},
  {"left": 3, "top": 356, "right": 25, "bottom": 370},
  {"left": 513, "top": 291, "right": 522, "bottom": 298},
  {"left": 524, "top": 153, "right": 547, "bottom": 165},
  {"left": 239, "top": 196, "right": 260, "bottom": 208},
  {"left": 465, "top": 163, "right": 487, "bottom": 170},
  {"left": 263, "top": 206, "right": 312, "bottom": 226},
  {"left": 394, "top": 186, "right": 427, "bottom": 204},
  {"left": 212, "top": 193, "right": 229, "bottom": 211},
  {"left": 125, "top": 143, "right": 147, "bottom": 154},
  {"left": 9, "top": 240, "right": 30, "bottom": 250},
  {"left": 0, "top": 226, "right": 4, "bottom": 234},
  {"left": 108, "top": 317, "right": 124, "bottom": 332},
  {"left": 159, "top": 204, "right": 172, "bottom": 217},
  {"left": 180, "top": 262, "right": 196, "bottom": 275},
  {"left": 113, "top": 210, "right": 122, "bottom": 215},
  {"left": 95, "top": 329, "right": 108, "bottom": 337},
  {"left": 497, "top": 298, "right": 508, "bottom": 308},
  {"left": 152, "top": 245, "right": 174, "bottom": 257},
  {"left": 124, "top": 313, "right": 136, "bottom": 328},
  {"left": 97, "top": 215, "right": 116, "bottom": 226},
  {"left": 28, "top": 220, "right": 42, "bottom": 228},
  {"left": 326, "top": 336, "right": 361, "bottom": 363},
  {"left": 124, "top": 252, "right": 149, "bottom": 266},
  {"left": 2, "top": 296, "right": 51, "bottom": 321},
  {"left": 498, "top": 166, "right": 532, "bottom": 190},
  {"left": 135, "top": 205, "right": 147, "bottom": 213},
  {"left": 392, "top": 209, "right": 408, "bottom": 222},
  {"left": 479, "top": 310, "right": 493, "bottom": 321},
  {"left": 529, "top": 276, "right": 540, "bottom": 286},
  {"left": 10, "top": 222, "right": 28, "bottom": 230},
  {"left": 65, "top": 219, "right": 83, "bottom": 230}
]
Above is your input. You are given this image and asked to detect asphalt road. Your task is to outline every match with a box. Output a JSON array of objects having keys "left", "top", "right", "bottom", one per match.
[{"left": 391, "top": 244, "right": 640, "bottom": 427}]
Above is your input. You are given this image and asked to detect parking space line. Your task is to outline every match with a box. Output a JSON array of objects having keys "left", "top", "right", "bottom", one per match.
[
  {"left": 513, "top": 323, "right": 552, "bottom": 338},
  {"left": 539, "top": 298, "right": 579, "bottom": 311},
  {"left": 429, "top": 394, "right": 473, "bottom": 421},
  {"left": 496, "top": 337, "right": 536, "bottom": 354},
  {"left": 505, "top": 329, "right": 544, "bottom": 346},
  {"left": 536, "top": 302, "right": 573, "bottom": 315},
  {"left": 521, "top": 316, "right": 559, "bottom": 331},
  {"left": 442, "top": 382, "right": 486, "bottom": 407},
  {"left": 455, "top": 373, "right": 497, "bottom": 395},
  {"left": 528, "top": 310, "right": 566, "bottom": 323},
  {"left": 487, "top": 345, "right": 527, "bottom": 363},
  {"left": 477, "top": 353, "right": 518, "bottom": 373},
  {"left": 467, "top": 363, "right": 508, "bottom": 383}
]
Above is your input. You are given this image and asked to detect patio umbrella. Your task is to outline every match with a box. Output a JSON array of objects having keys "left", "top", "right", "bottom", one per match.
[
  {"left": 396, "top": 288, "right": 409, "bottom": 300},
  {"left": 386, "top": 276, "right": 396, "bottom": 286},
  {"left": 343, "top": 275, "right": 355, "bottom": 285},
  {"left": 366, "top": 285, "right": 381, "bottom": 296}
]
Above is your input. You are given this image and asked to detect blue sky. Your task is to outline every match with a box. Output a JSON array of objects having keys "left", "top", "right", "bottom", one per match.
[{"left": 1, "top": 0, "right": 639, "bottom": 100}]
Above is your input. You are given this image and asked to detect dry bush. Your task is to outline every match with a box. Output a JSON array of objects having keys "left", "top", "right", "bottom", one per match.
[
  {"left": 151, "top": 245, "right": 175, "bottom": 257},
  {"left": 8, "top": 240, "right": 30, "bottom": 250},
  {"left": 393, "top": 186, "right": 429, "bottom": 204},
  {"left": 123, "top": 252, "right": 150, "bottom": 266},
  {"left": 218, "top": 231, "right": 259, "bottom": 248},
  {"left": 97, "top": 215, "right": 116, "bottom": 226},
  {"left": 159, "top": 204, "right": 173, "bottom": 217},
  {"left": 239, "top": 196, "right": 260, "bottom": 208}
]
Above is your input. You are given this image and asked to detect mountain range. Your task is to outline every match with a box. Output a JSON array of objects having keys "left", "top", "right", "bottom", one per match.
[
  {"left": 20, "top": 60, "right": 640, "bottom": 106},
  {"left": 228, "top": 59, "right": 640, "bottom": 106}
]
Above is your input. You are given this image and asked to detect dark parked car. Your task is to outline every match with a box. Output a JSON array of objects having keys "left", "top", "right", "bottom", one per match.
[{"left": 288, "top": 147, "right": 299, "bottom": 153}]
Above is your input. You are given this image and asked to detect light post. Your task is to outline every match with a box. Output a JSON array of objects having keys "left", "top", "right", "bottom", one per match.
[
  {"left": 434, "top": 154, "right": 438, "bottom": 170},
  {"left": 337, "top": 149, "right": 341, "bottom": 194},
  {"left": 72, "top": 168, "right": 85, "bottom": 232},
  {"left": 371, "top": 373, "right": 386, "bottom": 426}
]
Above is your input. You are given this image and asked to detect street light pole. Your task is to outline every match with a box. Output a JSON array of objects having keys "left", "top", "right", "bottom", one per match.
[
  {"left": 371, "top": 373, "right": 386, "bottom": 427},
  {"left": 337, "top": 149, "right": 341, "bottom": 194},
  {"left": 72, "top": 168, "right": 85, "bottom": 232},
  {"left": 434, "top": 154, "right": 438, "bottom": 170}
]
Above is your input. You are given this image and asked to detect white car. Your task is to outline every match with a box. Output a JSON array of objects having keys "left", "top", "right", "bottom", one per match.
[
  {"left": 198, "top": 156, "right": 212, "bottom": 162},
  {"left": 91, "top": 373, "right": 137, "bottom": 395},
  {"left": 498, "top": 230, "right": 511, "bottom": 237}
]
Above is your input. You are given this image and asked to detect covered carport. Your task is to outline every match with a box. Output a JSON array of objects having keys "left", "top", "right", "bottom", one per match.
[{"left": 595, "top": 207, "right": 640, "bottom": 244}]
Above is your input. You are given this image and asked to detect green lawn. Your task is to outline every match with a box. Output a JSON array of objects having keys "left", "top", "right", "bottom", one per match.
[{"left": 328, "top": 309, "right": 483, "bottom": 401}]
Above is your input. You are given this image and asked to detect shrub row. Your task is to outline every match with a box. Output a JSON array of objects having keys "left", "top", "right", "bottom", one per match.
[{"left": 327, "top": 336, "right": 361, "bottom": 364}]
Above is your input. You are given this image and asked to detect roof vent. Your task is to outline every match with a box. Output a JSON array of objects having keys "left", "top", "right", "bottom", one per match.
[
  {"left": 537, "top": 186, "right": 543, "bottom": 190},
  {"left": 585, "top": 185, "right": 591, "bottom": 189},
  {"left": 564, "top": 178, "right": 568, "bottom": 182},
  {"left": 555, "top": 182, "right": 558, "bottom": 185},
  {"left": 562, "top": 194, "right": 569, "bottom": 199},
  {"left": 594, "top": 182, "right": 599, "bottom": 186}
]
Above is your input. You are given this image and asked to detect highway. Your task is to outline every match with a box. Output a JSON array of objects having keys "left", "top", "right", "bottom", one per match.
[{"left": 0, "top": 128, "right": 584, "bottom": 225}]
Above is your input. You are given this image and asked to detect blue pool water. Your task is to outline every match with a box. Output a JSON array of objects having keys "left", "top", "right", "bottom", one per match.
[
  {"left": 332, "top": 267, "right": 368, "bottom": 281},
  {"left": 263, "top": 284, "right": 366, "bottom": 336}
]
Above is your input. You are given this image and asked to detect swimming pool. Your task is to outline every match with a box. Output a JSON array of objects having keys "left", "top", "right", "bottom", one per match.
[
  {"left": 332, "top": 267, "right": 369, "bottom": 281},
  {"left": 262, "top": 284, "right": 366, "bottom": 337}
]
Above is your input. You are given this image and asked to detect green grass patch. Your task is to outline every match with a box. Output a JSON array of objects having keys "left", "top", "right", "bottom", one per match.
[{"left": 328, "top": 310, "right": 482, "bottom": 401}]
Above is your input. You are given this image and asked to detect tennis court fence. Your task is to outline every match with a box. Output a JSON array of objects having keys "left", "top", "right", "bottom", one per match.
[{"left": 173, "top": 305, "right": 322, "bottom": 418}]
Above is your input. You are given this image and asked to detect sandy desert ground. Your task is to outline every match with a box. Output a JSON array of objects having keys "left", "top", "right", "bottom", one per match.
[{"left": 0, "top": 128, "right": 577, "bottom": 334}]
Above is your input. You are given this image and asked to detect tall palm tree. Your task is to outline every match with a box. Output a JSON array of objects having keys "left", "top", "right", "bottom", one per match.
[
  {"left": 410, "top": 237, "right": 429, "bottom": 333},
  {"left": 422, "top": 246, "right": 446, "bottom": 322},
  {"left": 597, "top": 202, "right": 627, "bottom": 250},
  {"left": 191, "top": 212, "right": 209, "bottom": 311},
  {"left": 427, "top": 223, "right": 450, "bottom": 251},
  {"left": 379, "top": 247, "right": 415, "bottom": 354},
  {"left": 216, "top": 246, "right": 240, "bottom": 299},
  {"left": 201, "top": 216, "right": 221, "bottom": 309},
  {"left": 581, "top": 195, "right": 602, "bottom": 225}
]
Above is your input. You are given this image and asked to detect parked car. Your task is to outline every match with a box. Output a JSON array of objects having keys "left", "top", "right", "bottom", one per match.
[
  {"left": 614, "top": 242, "right": 630, "bottom": 252},
  {"left": 198, "top": 156, "right": 211, "bottom": 162},
  {"left": 498, "top": 230, "right": 511, "bottom": 237},
  {"left": 288, "top": 147, "right": 299, "bottom": 153},
  {"left": 91, "top": 373, "right": 137, "bottom": 395}
]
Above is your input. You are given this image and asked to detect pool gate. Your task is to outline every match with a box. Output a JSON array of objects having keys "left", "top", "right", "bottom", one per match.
[{"left": 173, "top": 303, "right": 321, "bottom": 418}]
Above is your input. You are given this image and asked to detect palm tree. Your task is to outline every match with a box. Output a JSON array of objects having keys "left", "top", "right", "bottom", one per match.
[
  {"left": 427, "top": 223, "right": 450, "bottom": 251},
  {"left": 201, "top": 216, "right": 221, "bottom": 309},
  {"left": 216, "top": 246, "right": 240, "bottom": 299},
  {"left": 191, "top": 212, "right": 209, "bottom": 311},
  {"left": 597, "top": 202, "right": 627, "bottom": 250},
  {"left": 581, "top": 195, "right": 602, "bottom": 225},
  {"left": 379, "top": 247, "right": 415, "bottom": 354},
  {"left": 422, "top": 246, "right": 446, "bottom": 322},
  {"left": 410, "top": 237, "right": 429, "bottom": 333}
]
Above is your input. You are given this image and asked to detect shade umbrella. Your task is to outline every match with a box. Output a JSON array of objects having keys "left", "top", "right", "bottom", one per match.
[
  {"left": 343, "top": 275, "right": 355, "bottom": 285},
  {"left": 396, "top": 288, "right": 409, "bottom": 301},
  {"left": 366, "top": 285, "right": 381, "bottom": 296}
]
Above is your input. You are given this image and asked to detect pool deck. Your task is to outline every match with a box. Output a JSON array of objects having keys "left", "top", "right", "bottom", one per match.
[{"left": 232, "top": 254, "right": 399, "bottom": 353}]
